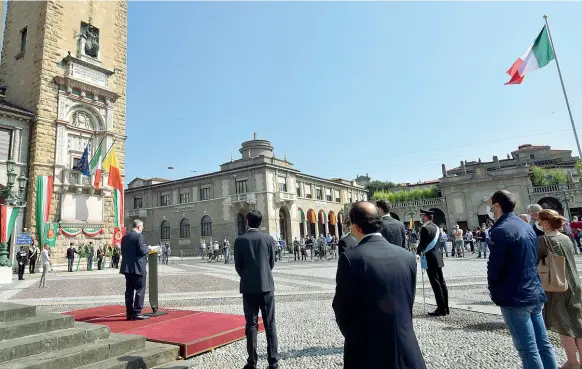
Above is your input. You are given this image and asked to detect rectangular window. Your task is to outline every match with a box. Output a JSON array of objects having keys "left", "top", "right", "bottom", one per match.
[
  {"left": 325, "top": 188, "right": 332, "bottom": 202},
  {"left": 349, "top": 191, "right": 353, "bottom": 203},
  {"left": 277, "top": 177, "right": 287, "bottom": 192},
  {"left": 296, "top": 183, "right": 301, "bottom": 197},
  {"left": 305, "top": 185, "right": 312, "bottom": 199},
  {"left": 160, "top": 194, "right": 170, "bottom": 206},
  {"left": 236, "top": 180, "right": 248, "bottom": 194},
  {"left": 72, "top": 157, "right": 81, "bottom": 170},
  {"left": 20, "top": 27, "right": 27, "bottom": 53},
  {"left": 0, "top": 128, "right": 12, "bottom": 161},
  {"left": 335, "top": 190, "right": 340, "bottom": 202},
  {"left": 316, "top": 188, "right": 323, "bottom": 200},
  {"left": 134, "top": 197, "right": 142, "bottom": 209},
  {"left": 200, "top": 187, "right": 211, "bottom": 200},
  {"left": 179, "top": 192, "right": 191, "bottom": 204}
]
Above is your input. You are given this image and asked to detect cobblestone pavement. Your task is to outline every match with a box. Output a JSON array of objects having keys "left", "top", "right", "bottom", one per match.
[{"left": 2, "top": 253, "right": 581, "bottom": 369}]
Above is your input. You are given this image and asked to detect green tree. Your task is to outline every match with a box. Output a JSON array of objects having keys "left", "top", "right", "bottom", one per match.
[
  {"left": 548, "top": 169, "right": 568, "bottom": 185},
  {"left": 530, "top": 165, "right": 549, "bottom": 186},
  {"left": 576, "top": 160, "right": 582, "bottom": 180},
  {"left": 373, "top": 186, "right": 439, "bottom": 203}
]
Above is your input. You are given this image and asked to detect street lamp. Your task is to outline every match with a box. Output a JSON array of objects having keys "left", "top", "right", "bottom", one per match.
[{"left": 0, "top": 156, "right": 28, "bottom": 266}]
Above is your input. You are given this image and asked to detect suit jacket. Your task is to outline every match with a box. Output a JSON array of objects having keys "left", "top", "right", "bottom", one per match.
[
  {"left": 337, "top": 234, "right": 358, "bottom": 255},
  {"left": 119, "top": 230, "right": 148, "bottom": 276},
  {"left": 381, "top": 215, "right": 406, "bottom": 248},
  {"left": 416, "top": 222, "right": 444, "bottom": 269},
  {"left": 234, "top": 229, "right": 276, "bottom": 294},
  {"left": 333, "top": 234, "right": 426, "bottom": 369}
]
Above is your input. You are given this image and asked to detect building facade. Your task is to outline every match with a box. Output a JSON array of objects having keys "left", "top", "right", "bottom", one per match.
[
  {"left": 124, "top": 138, "right": 367, "bottom": 252},
  {"left": 0, "top": 1, "right": 127, "bottom": 264},
  {"left": 382, "top": 144, "right": 582, "bottom": 230}
]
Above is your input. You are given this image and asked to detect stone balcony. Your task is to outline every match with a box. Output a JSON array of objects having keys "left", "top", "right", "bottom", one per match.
[
  {"left": 528, "top": 183, "right": 579, "bottom": 195},
  {"left": 227, "top": 192, "right": 257, "bottom": 205},
  {"left": 275, "top": 192, "right": 297, "bottom": 204},
  {"left": 125, "top": 208, "right": 148, "bottom": 217}
]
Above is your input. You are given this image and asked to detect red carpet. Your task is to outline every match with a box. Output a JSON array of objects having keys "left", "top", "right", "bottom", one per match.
[{"left": 64, "top": 305, "right": 264, "bottom": 358}]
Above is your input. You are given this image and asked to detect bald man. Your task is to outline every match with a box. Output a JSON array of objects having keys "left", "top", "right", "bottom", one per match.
[{"left": 332, "top": 201, "right": 426, "bottom": 369}]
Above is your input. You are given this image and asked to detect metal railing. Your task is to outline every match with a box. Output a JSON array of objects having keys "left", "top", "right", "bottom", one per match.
[
  {"left": 391, "top": 197, "right": 445, "bottom": 208},
  {"left": 529, "top": 184, "right": 578, "bottom": 194}
]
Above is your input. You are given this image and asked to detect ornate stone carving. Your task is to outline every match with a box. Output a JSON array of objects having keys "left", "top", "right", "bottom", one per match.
[
  {"left": 71, "top": 111, "right": 94, "bottom": 130},
  {"left": 82, "top": 24, "right": 100, "bottom": 58},
  {"left": 67, "top": 134, "right": 91, "bottom": 152}
]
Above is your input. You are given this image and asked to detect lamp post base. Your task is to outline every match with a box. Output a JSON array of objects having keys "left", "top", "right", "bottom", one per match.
[{"left": 0, "top": 267, "right": 13, "bottom": 284}]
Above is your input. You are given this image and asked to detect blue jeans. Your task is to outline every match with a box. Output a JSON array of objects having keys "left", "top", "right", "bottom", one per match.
[
  {"left": 500, "top": 303, "right": 557, "bottom": 369},
  {"left": 478, "top": 241, "right": 488, "bottom": 257}
]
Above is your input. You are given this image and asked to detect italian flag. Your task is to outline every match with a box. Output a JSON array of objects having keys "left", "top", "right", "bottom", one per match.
[
  {"left": 0, "top": 204, "right": 19, "bottom": 243},
  {"left": 506, "top": 25, "right": 555, "bottom": 85},
  {"left": 36, "top": 176, "right": 53, "bottom": 245},
  {"left": 113, "top": 188, "right": 124, "bottom": 228},
  {"left": 89, "top": 144, "right": 103, "bottom": 188}
]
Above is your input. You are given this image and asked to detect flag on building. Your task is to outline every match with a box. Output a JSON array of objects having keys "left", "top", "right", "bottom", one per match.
[
  {"left": 89, "top": 144, "right": 103, "bottom": 188},
  {"left": 505, "top": 25, "right": 555, "bottom": 85},
  {"left": 112, "top": 227, "right": 126, "bottom": 246},
  {"left": 102, "top": 148, "right": 124, "bottom": 228},
  {"left": 36, "top": 176, "right": 53, "bottom": 245},
  {"left": 0, "top": 204, "right": 19, "bottom": 244},
  {"left": 73, "top": 144, "right": 91, "bottom": 176},
  {"left": 43, "top": 222, "right": 57, "bottom": 247}
]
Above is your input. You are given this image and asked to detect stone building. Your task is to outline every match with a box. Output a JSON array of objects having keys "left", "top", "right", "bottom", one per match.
[
  {"left": 124, "top": 137, "right": 367, "bottom": 253},
  {"left": 0, "top": 1, "right": 127, "bottom": 264},
  {"left": 383, "top": 144, "right": 582, "bottom": 231},
  {"left": 0, "top": 94, "right": 35, "bottom": 261}
]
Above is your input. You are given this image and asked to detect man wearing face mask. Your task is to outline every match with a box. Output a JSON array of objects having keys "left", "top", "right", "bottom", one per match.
[
  {"left": 337, "top": 216, "right": 357, "bottom": 256},
  {"left": 526, "top": 204, "right": 545, "bottom": 237},
  {"left": 417, "top": 209, "right": 449, "bottom": 316},
  {"left": 332, "top": 202, "right": 426, "bottom": 369},
  {"left": 487, "top": 191, "right": 556, "bottom": 369}
]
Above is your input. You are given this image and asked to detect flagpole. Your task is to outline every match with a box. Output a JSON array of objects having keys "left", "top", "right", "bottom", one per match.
[
  {"left": 102, "top": 139, "right": 118, "bottom": 161},
  {"left": 543, "top": 15, "right": 582, "bottom": 159}
]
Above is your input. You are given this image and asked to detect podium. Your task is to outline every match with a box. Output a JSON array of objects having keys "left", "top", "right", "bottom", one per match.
[{"left": 145, "top": 250, "right": 167, "bottom": 317}]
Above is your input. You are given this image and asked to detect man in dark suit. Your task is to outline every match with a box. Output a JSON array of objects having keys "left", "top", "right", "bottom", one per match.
[
  {"left": 333, "top": 202, "right": 426, "bottom": 369},
  {"left": 337, "top": 216, "right": 357, "bottom": 256},
  {"left": 377, "top": 200, "right": 406, "bottom": 248},
  {"left": 120, "top": 219, "right": 150, "bottom": 321},
  {"left": 234, "top": 210, "right": 279, "bottom": 369},
  {"left": 416, "top": 209, "right": 449, "bottom": 316}
]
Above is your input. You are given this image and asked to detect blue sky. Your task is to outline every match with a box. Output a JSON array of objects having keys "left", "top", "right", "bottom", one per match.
[{"left": 126, "top": 2, "right": 582, "bottom": 185}]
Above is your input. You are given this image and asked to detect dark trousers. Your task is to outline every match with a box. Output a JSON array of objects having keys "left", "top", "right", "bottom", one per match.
[
  {"left": 112, "top": 257, "right": 119, "bottom": 269},
  {"left": 427, "top": 267, "right": 449, "bottom": 312},
  {"left": 67, "top": 258, "right": 74, "bottom": 272},
  {"left": 97, "top": 258, "right": 103, "bottom": 270},
  {"left": 242, "top": 292, "right": 278, "bottom": 368},
  {"left": 87, "top": 257, "right": 93, "bottom": 271},
  {"left": 29, "top": 258, "right": 36, "bottom": 273},
  {"left": 17, "top": 263, "right": 25, "bottom": 280},
  {"left": 124, "top": 273, "right": 147, "bottom": 318}
]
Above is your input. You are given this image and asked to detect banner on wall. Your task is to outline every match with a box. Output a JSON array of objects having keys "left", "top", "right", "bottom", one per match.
[
  {"left": 43, "top": 222, "right": 58, "bottom": 247},
  {"left": 112, "top": 227, "right": 126, "bottom": 246}
]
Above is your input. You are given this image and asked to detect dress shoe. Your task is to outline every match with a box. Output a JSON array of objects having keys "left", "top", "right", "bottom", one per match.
[
  {"left": 428, "top": 309, "right": 447, "bottom": 317},
  {"left": 127, "top": 315, "right": 150, "bottom": 321}
]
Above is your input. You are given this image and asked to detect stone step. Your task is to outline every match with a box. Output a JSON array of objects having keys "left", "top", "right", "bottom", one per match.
[
  {"left": 0, "top": 302, "right": 36, "bottom": 323},
  {"left": 152, "top": 359, "right": 190, "bottom": 369},
  {"left": 0, "top": 312, "right": 74, "bottom": 341},
  {"left": 3, "top": 333, "right": 146, "bottom": 369},
  {"left": 76, "top": 342, "right": 180, "bottom": 369},
  {"left": 0, "top": 321, "right": 110, "bottom": 363}
]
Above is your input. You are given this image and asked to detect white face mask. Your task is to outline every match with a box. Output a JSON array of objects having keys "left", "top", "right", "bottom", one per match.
[
  {"left": 526, "top": 214, "right": 532, "bottom": 222},
  {"left": 487, "top": 205, "right": 496, "bottom": 220}
]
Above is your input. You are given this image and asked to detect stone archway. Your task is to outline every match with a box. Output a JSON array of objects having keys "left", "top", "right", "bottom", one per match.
[
  {"left": 430, "top": 208, "right": 446, "bottom": 228},
  {"left": 328, "top": 211, "right": 337, "bottom": 236},
  {"left": 318, "top": 210, "right": 327, "bottom": 237},
  {"left": 338, "top": 212, "right": 344, "bottom": 237},
  {"left": 236, "top": 212, "right": 246, "bottom": 235},
  {"left": 298, "top": 208, "right": 306, "bottom": 239},
  {"left": 279, "top": 207, "right": 292, "bottom": 245},
  {"left": 307, "top": 209, "right": 316, "bottom": 237},
  {"left": 538, "top": 197, "right": 564, "bottom": 215}
]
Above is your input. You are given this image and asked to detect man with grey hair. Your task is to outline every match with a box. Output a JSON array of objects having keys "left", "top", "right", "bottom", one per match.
[
  {"left": 120, "top": 219, "right": 150, "bottom": 320},
  {"left": 526, "top": 204, "right": 545, "bottom": 237}
]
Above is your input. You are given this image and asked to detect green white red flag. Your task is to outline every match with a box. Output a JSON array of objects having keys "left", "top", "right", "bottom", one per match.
[
  {"left": 36, "top": 176, "right": 53, "bottom": 245},
  {"left": 506, "top": 25, "right": 555, "bottom": 85},
  {"left": 89, "top": 144, "right": 103, "bottom": 188},
  {"left": 0, "top": 204, "right": 19, "bottom": 243}
]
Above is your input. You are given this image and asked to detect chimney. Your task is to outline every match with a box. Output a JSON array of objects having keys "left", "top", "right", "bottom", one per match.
[{"left": 441, "top": 164, "right": 447, "bottom": 177}]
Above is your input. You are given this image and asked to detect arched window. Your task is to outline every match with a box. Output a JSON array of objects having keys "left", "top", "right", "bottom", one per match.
[
  {"left": 160, "top": 220, "right": 170, "bottom": 240},
  {"left": 201, "top": 215, "right": 213, "bottom": 237},
  {"left": 237, "top": 213, "right": 246, "bottom": 235},
  {"left": 180, "top": 218, "right": 191, "bottom": 238}
]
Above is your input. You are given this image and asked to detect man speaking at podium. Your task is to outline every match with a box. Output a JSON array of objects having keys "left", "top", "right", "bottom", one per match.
[{"left": 120, "top": 219, "right": 150, "bottom": 321}]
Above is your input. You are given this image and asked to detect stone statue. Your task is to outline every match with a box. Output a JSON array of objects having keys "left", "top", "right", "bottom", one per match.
[
  {"left": 83, "top": 24, "right": 100, "bottom": 58},
  {"left": 72, "top": 111, "right": 93, "bottom": 130}
]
